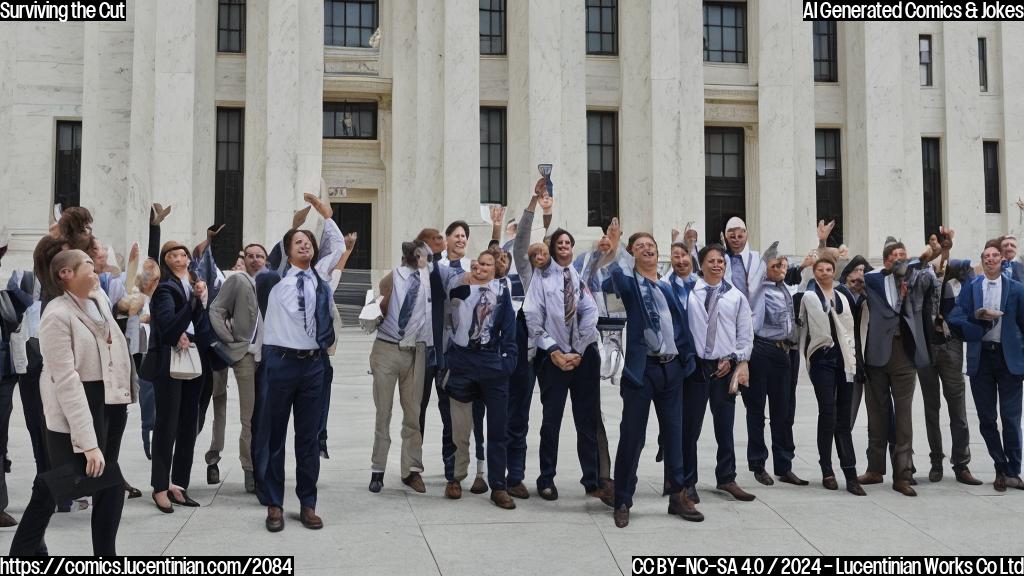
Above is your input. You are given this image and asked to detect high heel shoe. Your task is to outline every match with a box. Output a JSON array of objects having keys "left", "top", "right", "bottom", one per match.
[
  {"left": 168, "top": 490, "right": 200, "bottom": 507},
  {"left": 152, "top": 492, "right": 173, "bottom": 514}
]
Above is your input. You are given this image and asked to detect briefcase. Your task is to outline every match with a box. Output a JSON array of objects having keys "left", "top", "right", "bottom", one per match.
[{"left": 40, "top": 460, "right": 125, "bottom": 501}]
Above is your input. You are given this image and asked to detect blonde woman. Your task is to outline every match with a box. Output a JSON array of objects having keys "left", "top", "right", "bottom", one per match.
[{"left": 10, "top": 249, "right": 133, "bottom": 555}]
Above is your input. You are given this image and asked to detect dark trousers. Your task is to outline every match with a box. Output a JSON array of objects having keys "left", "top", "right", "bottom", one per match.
[
  {"left": 251, "top": 360, "right": 270, "bottom": 502},
  {"left": 615, "top": 358, "right": 685, "bottom": 508},
  {"left": 808, "top": 347, "right": 857, "bottom": 479},
  {"left": 150, "top": 375, "right": 202, "bottom": 491},
  {"left": 446, "top": 348, "right": 508, "bottom": 490},
  {"left": 918, "top": 338, "right": 971, "bottom": 470},
  {"left": 535, "top": 345, "right": 601, "bottom": 491},
  {"left": 10, "top": 381, "right": 125, "bottom": 556},
  {"left": 683, "top": 359, "right": 737, "bottom": 487},
  {"left": 743, "top": 340, "right": 794, "bottom": 476},
  {"left": 783, "top": 348, "right": 800, "bottom": 461},
  {"left": 0, "top": 378, "right": 14, "bottom": 466},
  {"left": 319, "top": 355, "right": 333, "bottom": 444},
  {"left": 970, "top": 346, "right": 1023, "bottom": 477},
  {"left": 420, "top": 363, "right": 485, "bottom": 481},
  {"left": 864, "top": 336, "right": 916, "bottom": 481},
  {"left": 260, "top": 349, "right": 324, "bottom": 509},
  {"left": 506, "top": 313, "right": 537, "bottom": 486},
  {"left": 134, "top": 353, "right": 155, "bottom": 442},
  {"left": 18, "top": 363, "right": 47, "bottom": 474}
]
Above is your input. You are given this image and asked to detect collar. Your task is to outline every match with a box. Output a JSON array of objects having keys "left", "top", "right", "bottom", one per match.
[
  {"left": 397, "top": 265, "right": 418, "bottom": 280},
  {"left": 286, "top": 266, "right": 312, "bottom": 278},
  {"left": 729, "top": 244, "right": 751, "bottom": 260}
]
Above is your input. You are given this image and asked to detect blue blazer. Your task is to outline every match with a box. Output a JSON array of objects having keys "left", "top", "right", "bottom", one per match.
[
  {"left": 255, "top": 268, "right": 337, "bottom": 352},
  {"left": 446, "top": 282, "right": 518, "bottom": 376},
  {"left": 947, "top": 274, "right": 1024, "bottom": 377},
  {"left": 602, "top": 266, "right": 696, "bottom": 389},
  {"left": 140, "top": 277, "right": 208, "bottom": 383}
]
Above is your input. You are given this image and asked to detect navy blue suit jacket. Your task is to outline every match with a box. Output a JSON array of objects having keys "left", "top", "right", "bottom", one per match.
[
  {"left": 447, "top": 282, "right": 518, "bottom": 376},
  {"left": 947, "top": 274, "right": 1024, "bottom": 377},
  {"left": 602, "top": 266, "right": 696, "bottom": 389},
  {"left": 141, "top": 277, "right": 208, "bottom": 383}
]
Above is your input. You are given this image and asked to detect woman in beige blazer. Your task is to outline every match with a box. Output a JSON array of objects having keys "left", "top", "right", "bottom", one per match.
[{"left": 9, "top": 249, "right": 133, "bottom": 556}]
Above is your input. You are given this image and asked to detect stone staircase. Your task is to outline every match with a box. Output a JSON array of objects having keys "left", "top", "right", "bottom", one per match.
[{"left": 334, "top": 268, "right": 373, "bottom": 327}]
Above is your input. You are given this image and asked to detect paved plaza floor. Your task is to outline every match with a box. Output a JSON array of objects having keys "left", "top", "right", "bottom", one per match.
[{"left": 2, "top": 330, "right": 1023, "bottom": 573}]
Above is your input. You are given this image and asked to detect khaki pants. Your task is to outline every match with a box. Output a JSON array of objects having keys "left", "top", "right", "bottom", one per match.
[
  {"left": 370, "top": 340, "right": 426, "bottom": 477},
  {"left": 233, "top": 354, "right": 258, "bottom": 471}
]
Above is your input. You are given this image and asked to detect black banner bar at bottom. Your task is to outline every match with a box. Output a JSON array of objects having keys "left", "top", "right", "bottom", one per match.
[{"left": 631, "top": 556, "right": 1024, "bottom": 576}]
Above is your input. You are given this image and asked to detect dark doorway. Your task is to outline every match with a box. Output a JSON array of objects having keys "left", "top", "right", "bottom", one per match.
[
  {"left": 332, "top": 202, "right": 371, "bottom": 270},
  {"left": 921, "top": 138, "right": 942, "bottom": 243},
  {"left": 214, "top": 107, "right": 244, "bottom": 270},
  {"left": 705, "top": 127, "right": 746, "bottom": 243},
  {"left": 815, "top": 129, "right": 843, "bottom": 247}
]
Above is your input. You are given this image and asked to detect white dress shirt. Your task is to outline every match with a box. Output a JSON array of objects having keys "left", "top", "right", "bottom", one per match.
[
  {"left": 982, "top": 276, "right": 1003, "bottom": 343},
  {"left": 449, "top": 280, "right": 502, "bottom": 348},
  {"left": 378, "top": 265, "right": 432, "bottom": 347},
  {"left": 687, "top": 279, "right": 754, "bottom": 361},
  {"left": 523, "top": 260, "right": 599, "bottom": 354},
  {"left": 262, "top": 266, "right": 319, "bottom": 350}
]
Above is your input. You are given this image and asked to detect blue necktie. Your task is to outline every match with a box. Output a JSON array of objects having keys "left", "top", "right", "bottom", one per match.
[
  {"left": 730, "top": 254, "right": 748, "bottom": 296},
  {"left": 397, "top": 271, "right": 421, "bottom": 339},
  {"left": 641, "top": 279, "right": 663, "bottom": 351},
  {"left": 296, "top": 271, "right": 315, "bottom": 338},
  {"left": 704, "top": 285, "right": 721, "bottom": 357},
  {"left": 450, "top": 258, "right": 462, "bottom": 270}
]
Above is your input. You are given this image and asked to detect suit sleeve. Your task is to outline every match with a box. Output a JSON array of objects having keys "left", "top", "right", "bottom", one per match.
[
  {"left": 947, "top": 281, "right": 985, "bottom": 342},
  {"left": 151, "top": 284, "right": 195, "bottom": 346},
  {"left": 314, "top": 217, "right": 347, "bottom": 279},
  {"left": 208, "top": 275, "right": 241, "bottom": 344},
  {"left": 500, "top": 291, "right": 518, "bottom": 367},
  {"left": 735, "top": 294, "right": 754, "bottom": 362}
]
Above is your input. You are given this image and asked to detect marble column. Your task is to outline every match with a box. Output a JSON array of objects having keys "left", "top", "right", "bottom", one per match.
[
  {"left": 80, "top": 12, "right": 136, "bottom": 254},
  {"left": 416, "top": 0, "right": 444, "bottom": 234},
  {"left": 442, "top": 0, "right": 480, "bottom": 230},
  {"left": 1001, "top": 22, "right": 1024, "bottom": 236},
  {"left": 388, "top": 0, "right": 421, "bottom": 262},
  {"left": 942, "top": 23, "right": 986, "bottom": 256},
  {"left": 616, "top": 0, "right": 652, "bottom": 235},
  {"left": 244, "top": 0, "right": 269, "bottom": 246},
  {"left": 0, "top": 23, "right": 15, "bottom": 253},
  {"left": 676, "top": 0, "right": 706, "bottom": 244},
  {"left": 558, "top": 0, "right": 588, "bottom": 239},
  {"left": 648, "top": 0, "right": 683, "bottom": 249}
]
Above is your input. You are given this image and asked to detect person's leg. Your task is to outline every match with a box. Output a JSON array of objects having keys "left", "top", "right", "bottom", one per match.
[
  {"left": 8, "top": 475, "right": 55, "bottom": 555},
  {"left": 435, "top": 375, "right": 457, "bottom": 483},
  {"left": 707, "top": 372, "right": 738, "bottom": 486},
  {"left": 505, "top": 316, "right": 535, "bottom": 487},
  {"left": 234, "top": 354, "right": 257, "bottom": 473},
  {"left": 743, "top": 343, "right": 770, "bottom": 474},
  {"left": 613, "top": 371, "right": 653, "bottom": 508},
  {"left": 419, "top": 364, "right": 436, "bottom": 439},
  {"left": 863, "top": 366, "right": 892, "bottom": 475},
  {"left": 397, "top": 345, "right": 426, "bottom": 477},
  {"left": 970, "top": 359, "right": 1006, "bottom": 475},
  {"left": 251, "top": 359, "right": 271, "bottom": 503},
  {"left": 995, "top": 368, "right": 1023, "bottom": 478},
  {"left": 196, "top": 363, "right": 214, "bottom": 436},
  {"left": 138, "top": 375, "right": 156, "bottom": 457},
  {"left": 206, "top": 368, "right": 229, "bottom": 467},
  {"left": 767, "top": 346, "right": 794, "bottom": 476},
  {"left": 809, "top": 352, "right": 838, "bottom": 478},
  {"left": 0, "top": 379, "right": 15, "bottom": 470},
  {"left": 567, "top": 345, "right": 601, "bottom": 491},
  {"left": 261, "top": 354, "right": 297, "bottom": 508},
  {"left": 449, "top": 397, "right": 474, "bottom": 485},
  {"left": 850, "top": 375, "right": 865, "bottom": 427},
  {"left": 292, "top": 357, "right": 324, "bottom": 510},
  {"left": 937, "top": 339, "right": 971, "bottom": 470},
  {"left": 91, "top": 398, "right": 124, "bottom": 556},
  {"left": 652, "top": 361, "right": 686, "bottom": 494},
  {"left": 171, "top": 376, "right": 203, "bottom": 490},
  {"left": 18, "top": 363, "right": 47, "bottom": 474},
  {"left": 472, "top": 399, "right": 486, "bottom": 476},
  {"left": 536, "top": 356, "right": 571, "bottom": 490},
  {"left": 483, "top": 374, "right": 510, "bottom": 492},
  {"left": 369, "top": 340, "right": 401, "bottom": 476},
  {"left": 834, "top": 369, "right": 858, "bottom": 480},
  {"left": 682, "top": 370, "right": 710, "bottom": 488},
  {"left": 318, "top": 356, "right": 333, "bottom": 447},
  {"left": 888, "top": 344, "right": 918, "bottom": 483},
  {"left": 150, "top": 377, "right": 182, "bottom": 492},
  {"left": 917, "top": 355, "right": 945, "bottom": 472}
]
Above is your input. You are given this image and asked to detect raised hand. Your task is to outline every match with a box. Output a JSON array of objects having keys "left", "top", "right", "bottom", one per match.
[
  {"left": 539, "top": 193, "right": 554, "bottom": 215},
  {"left": 292, "top": 205, "right": 312, "bottom": 230},
  {"left": 207, "top": 223, "right": 226, "bottom": 240},
  {"left": 533, "top": 178, "right": 546, "bottom": 199},
  {"left": 939, "top": 226, "right": 954, "bottom": 251},
  {"left": 303, "top": 192, "right": 333, "bottom": 219},
  {"left": 344, "top": 232, "right": 358, "bottom": 248},
  {"left": 672, "top": 228, "right": 681, "bottom": 243},
  {"left": 817, "top": 219, "right": 836, "bottom": 243},
  {"left": 607, "top": 217, "right": 622, "bottom": 246}
]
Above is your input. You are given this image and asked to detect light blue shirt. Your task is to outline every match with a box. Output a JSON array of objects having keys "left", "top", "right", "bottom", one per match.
[
  {"left": 524, "top": 260, "right": 599, "bottom": 353},
  {"left": 377, "top": 266, "right": 432, "bottom": 347},
  {"left": 753, "top": 281, "right": 795, "bottom": 342},
  {"left": 449, "top": 280, "right": 502, "bottom": 348},
  {"left": 262, "top": 267, "right": 319, "bottom": 350},
  {"left": 687, "top": 279, "right": 754, "bottom": 361}
]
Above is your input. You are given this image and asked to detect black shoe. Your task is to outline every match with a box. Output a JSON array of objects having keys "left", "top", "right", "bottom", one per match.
[
  {"left": 152, "top": 493, "right": 173, "bottom": 514},
  {"left": 995, "top": 473, "right": 1007, "bottom": 492},
  {"left": 846, "top": 480, "right": 867, "bottom": 496},
  {"left": 538, "top": 485, "right": 559, "bottom": 501},
  {"left": 4, "top": 458, "right": 11, "bottom": 474},
  {"left": 125, "top": 483, "right": 142, "bottom": 499},
  {"left": 655, "top": 446, "right": 663, "bottom": 463},
  {"left": 686, "top": 485, "right": 700, "bottom": 504},
  {"left": 319, "top": 439, "right": 329, "bottom": 460},
  {"left": 753, "top": 470, "right": 774, "bottom": 486},
  {"left": 207, "top": 464, "right": 220, "bottom": 485},
  {"left": 169, "top": 490, "right": 200, "bottom": 507},
  {"left": 244, "top": 470, "right": 256, "bottom": 494},
  {"left": 928, "top": 467, "right": 943, "bottom": 483},
  {"left": 822, "top": 476, "right": 839, "bottom": 491},
  {"left": 369, "top": 472, "right": 384, "bottom": 493},
  {"left": 778, "top": 471, "right": 810, "bottom": 486}
]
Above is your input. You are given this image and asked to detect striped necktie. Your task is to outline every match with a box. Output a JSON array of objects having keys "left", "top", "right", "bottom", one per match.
[
  {"left": 296, "top": 270, "right": 316, "bottom": 338},
  {"left": 397, "top": 270, "right": 421, "bottom": 339}
]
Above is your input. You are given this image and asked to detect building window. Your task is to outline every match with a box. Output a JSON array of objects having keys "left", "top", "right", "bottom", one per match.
[
  {"left": 984, "top": 141, "right": 1000, "bottom": 214},
  {"left": 480, "top": 0, "right": 505, "bottom": 55},
  {"left": 979, "top": 37, "right": 988, "bottom": 92},
  {"left": 54, "top": 121, "right": 82, "bottom": 209},
  {"left": 705, "top": 127, "right": 745, "bottom": 240},
  {"left": 324, "top": 0, "right": 378, "bottom": 48},
  {"left": 587, "top": 111, "right": 617, "bottom": 229},
  {"left": 815, "top": 129, "right": 843, "bottom": 246},
  {"left": 921, "top": 138, "right": 942, "bottom": 241},
  {"left": 703, "top": 2, "right": 746, "bottom": 64},
  {"left": 480, "top": 107, "right": 507, "bottom": 205},
  {"left": 217, "top": 0, "right": 245, "bottom": 53},
  {"left": 586, "top": 0, "right": 617, "bottom": 56},
  {"left": 215, "top": 108, "right": 244, "bottom": 269},
  {"left": 919, "top": 35, "right": 932, "bottom": 87},
  {"left": 813, "top": 21, "right": 837, "bottom": 82},
  {"left": 323, "top": 102, "right": 377, "bottom": 139}
]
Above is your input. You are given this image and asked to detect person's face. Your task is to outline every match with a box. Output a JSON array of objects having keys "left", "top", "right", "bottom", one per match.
[
  {"left": 244, "top": 246, "right": 267, "bottom": 276},
  {"left": 701, "top": 250, "right": 726, "bottom": 283},
  {"left": 597, "top": 235, "right": 612, "bottom": 253},
  {"left": 1002, "top": 238, "right": 1018, "bottom": 262},
  {"left": 496, "top": 252, "right": 510, "bottom": 277},
  {"left": 530, "top": 246, "right": 550, "bottom": 269},
  {"left": 232, "top": 257, "right": 245, "bottom": 272},
  {"left": 884, "top": 247, "right": 907, "bottom": 270},
  {"left": 61, "top": 256, "right": 98, "bottom": 297},
  {"left": 671, "top": 246, "right": 692, "bottom": 278},
  {"left": 554, "top": 234, "right": 573, "bottom": 265},
  {"left": 983, "top": 247, "right": 1003, "bottom": 277},
  {"left": 725, "top": 227, "right": 747, "bottom": 253},
  {"left": 813, "top": 262, "right": 835, "bottom": 286},
  {"left": 473, "top": 254, "right": 495, "bottom": 282},
  {"left": 425, "top": 232, "right": 445, "bottom": 254},
  {"left": 766, "top": 258, "right": 787, "bottom": 283},
  {"left": 845, "top": 266, "right": 865, "bottom": 293},
  {"left": 446, "top": 226, "right": 468, "bottom": 258},
  {"left": 165, "top": 248, "right": 190, "bottom": 275},
  {"left": 632, "top": 236, "right": 659, "bottom": 270},
  {"left": 505, "top": 222, "right": 517, "bottom": 237},
  {"left": 89, "top": 239, "right": 108, "bottom": 273},
  {"left": 288, "top": 233, "right": 314, "bottom": 267}
]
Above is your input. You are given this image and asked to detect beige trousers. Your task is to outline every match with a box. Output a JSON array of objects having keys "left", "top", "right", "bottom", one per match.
[{"left": 370, "top": 340, "right": 426, "bottom": 477}]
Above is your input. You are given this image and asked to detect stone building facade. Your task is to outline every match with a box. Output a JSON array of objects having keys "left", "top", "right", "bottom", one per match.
[{"left": 1, "top": 1, "right": 1021, "bottom": 272}]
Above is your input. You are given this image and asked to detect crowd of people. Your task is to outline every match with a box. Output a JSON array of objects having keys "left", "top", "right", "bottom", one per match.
[{"left": 0, "top": 174, "right": 1023, "bottom": 555}]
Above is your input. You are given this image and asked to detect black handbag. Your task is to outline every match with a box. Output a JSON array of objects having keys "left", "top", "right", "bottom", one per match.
[{"left": 40, "top": 460, "right": 125, "bottom": 502}]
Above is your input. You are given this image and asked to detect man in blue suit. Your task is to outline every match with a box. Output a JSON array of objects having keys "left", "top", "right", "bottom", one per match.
[
  {"left": 999, "top": 235, "right": 1024, "bottom": 282},
  {"left": 597, "top": 220, "right": 702, "bottom": 528},
  {"left": 948, "top": 240, "right": 1024, "bottom": 492}
]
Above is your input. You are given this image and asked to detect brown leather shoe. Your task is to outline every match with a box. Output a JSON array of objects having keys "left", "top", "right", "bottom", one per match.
[
  {"left": 586, "top": 484, "right": 615, "bottom": 508},
  {"left": 668, "top": 491, "right": 704, "bottom": 522},
  {"left": 490, "top": 490, "right": 516, "bottom": 510},
  {"left": 892, "top": 481, "right": 917, "bottom": 497},
  {"left": 402, "top": 472, "right": 426, "bottom": 494},
  {"left": 265, "top": 506, "right": 284, "bottom": 533},
  {"left": 777, "top": 471, "right": 809, "bottom": 486},
  {"left": 613, "top": 505, "right": 629, "bottom": 528},
  {"left": 955, "top": 468, "right": 983, "bottom": 486},
  {"left": 857, "top": 471, "right": 884, "bottom": 485},
  {"left": 994, "top": 473, "right": 1007, "bottom": 492},
  {"left": 300, "top": 506, "right": 323, "bottom": 530},
  {"left": 0, "top": 511, "right": 17, "bottom": 528},
  {"left": 716, "top": 482, "right": 756, "bottom": 502},
  {"left": 846, "top": 480, "right": 866, "bottom": 496},
  {"left": 470, "top": 475, "right": 489, "bottom": 494},
  {"left": 445, "top": 481, "right": 462, "bottom": 500},
  {"left": 753, "top": 470, "right": 774, "bottom": 486},
  {"left": 508, "top": 483, "right": 530, "bottom": 499},
  {"left": 822, "top": 476, "right": 839, "bottom": 491}
]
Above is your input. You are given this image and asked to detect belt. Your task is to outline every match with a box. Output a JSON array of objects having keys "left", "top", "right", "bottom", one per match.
[
  {"left": 755, "top": 336, "right": 792, "bottom": 351},
  {"left": 647, "top": 353, "right": 677, "bottom": 365},
  {"left": 264, "top": 345, "right": 322, "bottom": 360},
  {"left": 981, "top": 341, "right": 1003, "bottom": 353},
  {"left": 458, "top": 342, "right": 499, "bottom": 353}
]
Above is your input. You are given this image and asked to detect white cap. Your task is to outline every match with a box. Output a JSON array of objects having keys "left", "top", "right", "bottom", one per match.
[{"left": 725, "top": 217, "right": 746, "bottom": 232}]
